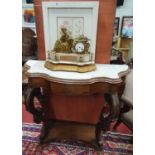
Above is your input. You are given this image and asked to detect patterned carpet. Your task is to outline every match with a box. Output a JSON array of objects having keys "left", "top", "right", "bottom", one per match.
[{"left": 22, "top": 123, "right": 133, "bottom": 155}]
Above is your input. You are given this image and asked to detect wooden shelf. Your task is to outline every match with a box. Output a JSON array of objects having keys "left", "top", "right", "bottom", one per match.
[
  {"left": 22, "top": 24, "right": 36, "bottom": 28},
  {"left": 113, "top": 37, "right": 132, "bottom": 62},
  {"left": 22, "top": 4, "right": 34, "bottom": 8},
  {"left": 113, "top": 47, "right": 129, "bottom": 51}
]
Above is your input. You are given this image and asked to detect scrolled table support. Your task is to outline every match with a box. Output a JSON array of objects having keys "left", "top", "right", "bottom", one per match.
[
  {"left": 104, "top": 92, "right": 120, "bottom": 123},
  {"left": 95, "top": 92, "right": 120, "bottom": 149},
  {"left": 25, "top": 87, "right": 51, "bottom": 143},
  {"left": 25, "top": 87, "right": 45, "bottom": 124}
]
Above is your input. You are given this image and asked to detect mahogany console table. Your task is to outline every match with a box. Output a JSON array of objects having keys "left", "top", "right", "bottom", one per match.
[{"left": 24, "top": 60, "right": 129, "bottom": 150}]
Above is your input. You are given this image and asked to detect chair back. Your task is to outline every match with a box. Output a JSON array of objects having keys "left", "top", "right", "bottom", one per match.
[{"left": 122, "top": 69, "right": 133, "bottom": 107}]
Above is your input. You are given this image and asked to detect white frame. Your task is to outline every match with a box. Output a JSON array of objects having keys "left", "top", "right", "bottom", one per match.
[{"left": 42, "top": 1, "right": 99, "bottom": 60}]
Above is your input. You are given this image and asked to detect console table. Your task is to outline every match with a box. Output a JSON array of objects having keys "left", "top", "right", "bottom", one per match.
[{"left": 24, "top": 60, "right": 129, "bottom": 150}]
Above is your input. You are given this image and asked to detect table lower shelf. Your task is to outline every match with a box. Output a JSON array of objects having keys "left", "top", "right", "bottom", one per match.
[
  {"left": 39, "top": 120, "right": 104, "bottom": 151},
  {"left": 41, "top": 121, "right": 96, "bottom": 143}
]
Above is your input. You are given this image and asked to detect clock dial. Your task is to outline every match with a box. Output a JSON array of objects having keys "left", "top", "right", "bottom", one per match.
[{"left": 75, "top": 43, "right": 84, "bottom": 53}]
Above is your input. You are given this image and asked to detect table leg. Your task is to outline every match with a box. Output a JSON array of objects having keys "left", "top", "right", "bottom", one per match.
[
  {"left": 95, "top": 92, "right": 120, "bottom": 149},
  {"left": 25, "top": 87, "right": 45, "bottom": 123},
  {"left": 103, "top": 92, "right": 120, "bottom": 131},
  {"left": 25, "top": 87, "right": 54, "bottom": 144},
  {"left": 40, "top": 120, "right": 51, "bottom": 144}
]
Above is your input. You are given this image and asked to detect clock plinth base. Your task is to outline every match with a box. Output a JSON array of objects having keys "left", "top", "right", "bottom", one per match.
[
  {"left": 48, "top": 51, "right": 93, "bottom": 63},
  {"left": 44, "top": 61, "right": 96, "bottom": 73}
]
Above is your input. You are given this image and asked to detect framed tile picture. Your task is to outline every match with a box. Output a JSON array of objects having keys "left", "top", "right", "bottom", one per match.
[{"left": 121, "top": 16, "right": 133, "bottom": 38}]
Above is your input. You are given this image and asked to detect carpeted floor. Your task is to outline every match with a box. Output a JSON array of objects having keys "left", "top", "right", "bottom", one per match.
[{"left": 22, "top": 123, "right": 133, "bottom": 155}]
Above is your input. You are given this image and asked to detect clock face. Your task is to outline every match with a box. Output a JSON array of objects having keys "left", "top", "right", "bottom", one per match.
[{"left": 75, "top": 42, "right": 84, "bottom": 53}]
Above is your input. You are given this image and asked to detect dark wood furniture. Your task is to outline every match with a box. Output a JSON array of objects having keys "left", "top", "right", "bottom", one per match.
[
  {"left": 114, "top": 69, "right": 133, "bottom": 130},
  {"left": 24, "top": 60, "right": 129, "bottom": 150},
  {"left": 115, "top": 97, "right": 133, "bottom": 130}
]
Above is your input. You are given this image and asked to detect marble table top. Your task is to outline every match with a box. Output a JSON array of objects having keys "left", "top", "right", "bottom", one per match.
[{"left": 25, "top": 60, "right": 129, "bottom": 84}]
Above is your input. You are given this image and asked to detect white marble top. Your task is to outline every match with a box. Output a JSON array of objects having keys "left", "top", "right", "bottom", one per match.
[{"left": 25, "top": 60, "right": 129, "bottom": 84}]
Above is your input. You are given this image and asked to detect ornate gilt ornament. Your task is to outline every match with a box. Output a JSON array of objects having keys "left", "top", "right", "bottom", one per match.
[
  {"left": 45, "top": 28, "right": 96, "bottom": 72},
  {"left": 72, "top": 35, "right": 90, "bottom": 54},
  {"left": 53, "top": 28, "right": 73, "bottom": 53}
]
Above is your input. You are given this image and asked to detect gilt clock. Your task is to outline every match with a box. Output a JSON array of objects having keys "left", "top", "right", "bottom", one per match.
[
  {"left": 72, "top": 35, "right": 90, "bottom": 54},
  {"left": 75, "top": 42, "right": 85, "bottom": 53}
]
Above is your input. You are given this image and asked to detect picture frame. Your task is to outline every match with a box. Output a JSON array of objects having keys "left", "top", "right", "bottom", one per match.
[
  {"left": 22, "top": 0, "right": 34, "bottom": 4},
  {"left": 22, "top": 4, "right": 35, "bottom": 28},
  {"left": 42, "top": 1, "right": 99, "bottom": 60},
  {"left": 121, "top": 16, "right": 133, "bottom": 38},
  {"left": 114, "top": 17, "right": 120, "bottom": 35},
  {"left": 26, "top": 0, "right": 34, "bottom": 4}
]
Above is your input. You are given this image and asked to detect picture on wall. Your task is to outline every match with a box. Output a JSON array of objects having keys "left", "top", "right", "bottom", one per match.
[
  {"left": 22, "top": 5, "right": 35, "bottom": 28},
  {"left": 121, "top": 16, "right": 133, "bottom": 38},
  {"left": 57, "top": 17, "right": 84, "bottom": 39},
  {"left": 114, "top": 17, "right": 120, "bottom": 35},
  {"left": 22, "top": 0, "right": 34, "bottom": 4},
  {"left": 26, "top": 0, "right": 34, "bottom": 4}
]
